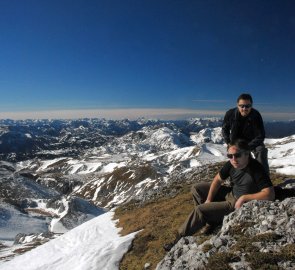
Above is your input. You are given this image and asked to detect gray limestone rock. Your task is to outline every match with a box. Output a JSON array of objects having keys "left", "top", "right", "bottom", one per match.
[{"left": 157, "top": 197, "right": 295, "bottom": 270}]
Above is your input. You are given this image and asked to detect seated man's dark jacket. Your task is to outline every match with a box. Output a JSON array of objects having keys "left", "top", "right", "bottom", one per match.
[
  {"left": 219, "top": 158, "right": 273, "bottom": 199},
  {"left": 222, "top": 108, "right": 265, "bottom": 150}
]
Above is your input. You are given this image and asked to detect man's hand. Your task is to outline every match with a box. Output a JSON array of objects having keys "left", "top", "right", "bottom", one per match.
[{"left": 235, "top": 195, "right": 246, "bottom": 209}]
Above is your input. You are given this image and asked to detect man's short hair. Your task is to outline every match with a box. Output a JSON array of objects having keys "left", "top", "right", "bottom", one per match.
[
  {"left": 228, "top": 139, "right": 251, "bottom": 152},
  {"left": 237, "top": 93, "right": 253, "bottom": 104}
]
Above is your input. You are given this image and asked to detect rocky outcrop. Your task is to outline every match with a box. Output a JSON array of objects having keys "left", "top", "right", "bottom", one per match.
[{"left": 157, "top": 197, "right": 295, "bottom": 270}]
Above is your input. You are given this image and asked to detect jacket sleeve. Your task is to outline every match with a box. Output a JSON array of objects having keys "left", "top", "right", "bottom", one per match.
[
  {"left": 248, "top": 111, "right": 265, "bottom": 150},
  {"left": 222, "top": 110, "right": 231, "bottom": 144}
]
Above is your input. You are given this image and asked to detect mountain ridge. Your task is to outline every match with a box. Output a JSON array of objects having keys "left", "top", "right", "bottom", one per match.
[{"left": 0, "top": 117, "right": 295, "bottom": 269}]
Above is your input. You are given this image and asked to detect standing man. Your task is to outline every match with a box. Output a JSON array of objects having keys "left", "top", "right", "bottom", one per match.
[
  {"left": 164, "top": 139, "right": 274, "bottom": 251},
  {"left": 222, "top": 93, "right": 269, "bottom": 174}
]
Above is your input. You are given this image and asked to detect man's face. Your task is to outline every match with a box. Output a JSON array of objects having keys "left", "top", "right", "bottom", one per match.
[
  {"left": 237, "top": 98, "right": 252, "bottom": 117},
  {"left": 227, "top": 145, "right": 249, "bottom": 169}
]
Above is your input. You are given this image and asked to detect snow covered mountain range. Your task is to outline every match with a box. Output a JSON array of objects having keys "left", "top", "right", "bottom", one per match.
[{"left": 0, "top": 118, "right": 295, "bottom": 269}]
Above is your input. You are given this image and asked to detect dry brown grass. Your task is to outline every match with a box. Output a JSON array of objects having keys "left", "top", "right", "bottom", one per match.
[
  {"left": 114, "top": 185, "right": 193, "bottom": 270},
  {"left": 269, "top": 172, "right": 295, "bottom": 186}
]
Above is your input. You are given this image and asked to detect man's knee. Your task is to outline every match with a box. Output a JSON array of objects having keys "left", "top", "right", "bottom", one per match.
[
  {"left": 253, "top": 145, "right": 269, "bottom": 173},
  {"left": 192, "top": 182, "right": 210, "bottom": 193},
  {"left": 191, "top": 182, "right": 210, "bottom": 203},
  {"left": 254, "top": 145, "right": 268, "bottom": 158}
]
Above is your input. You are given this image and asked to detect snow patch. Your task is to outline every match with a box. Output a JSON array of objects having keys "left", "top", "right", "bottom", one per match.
[{"left": 0, "top": 212, "right": 138, "bottom": 270}]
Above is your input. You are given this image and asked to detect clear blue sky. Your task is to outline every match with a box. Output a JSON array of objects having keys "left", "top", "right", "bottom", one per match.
[{"left": 1, "top": 0, "right": 295, "bottom": 120}]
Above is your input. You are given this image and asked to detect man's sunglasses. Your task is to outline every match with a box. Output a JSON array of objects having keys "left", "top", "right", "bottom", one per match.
[
  {"left": 227, "top": 152, "right": 243, "bottom": 159},
  {"left": 238, "top": 104, "right": 252, "bottom": 109}
]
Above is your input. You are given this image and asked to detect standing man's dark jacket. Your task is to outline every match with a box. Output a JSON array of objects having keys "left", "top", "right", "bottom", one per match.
[{"left": 222, "top": 108, "right": 265, "bottom": 151}]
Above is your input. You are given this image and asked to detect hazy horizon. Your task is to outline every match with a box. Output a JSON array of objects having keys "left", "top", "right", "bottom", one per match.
[{"left": 0, "top": 107, "right": 294, "bottom": 122}]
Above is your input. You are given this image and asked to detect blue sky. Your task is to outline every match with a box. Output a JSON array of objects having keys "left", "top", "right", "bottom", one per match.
[{"left": 0, "top": 0, "right": 295, "bottom": 120}]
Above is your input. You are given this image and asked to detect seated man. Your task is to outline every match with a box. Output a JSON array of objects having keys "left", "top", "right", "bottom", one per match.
[{"left": 164, "top": 139, "right": 275, "bottom": 251}]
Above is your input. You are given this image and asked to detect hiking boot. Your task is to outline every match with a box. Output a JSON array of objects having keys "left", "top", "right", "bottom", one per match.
[{"left": 163, "top": 234, "right": 182, "bottom": 252}]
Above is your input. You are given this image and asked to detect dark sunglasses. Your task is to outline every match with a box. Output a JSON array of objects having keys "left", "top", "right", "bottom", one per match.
[
  {"left": 227, "top": 152, "right": 243, "bottom": 159},
  {"left": 238, "top": 104, "right": 252, "bottom": 109}
]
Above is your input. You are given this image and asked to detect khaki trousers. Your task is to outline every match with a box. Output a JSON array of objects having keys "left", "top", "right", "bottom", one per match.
[{"left": 178, "top": 182, "right": 236, "bottom": 236}]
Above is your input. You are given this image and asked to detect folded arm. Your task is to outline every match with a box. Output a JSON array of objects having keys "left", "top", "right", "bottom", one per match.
[{"left": 235, "top": 186, "right": 275, "bottom": 209}]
